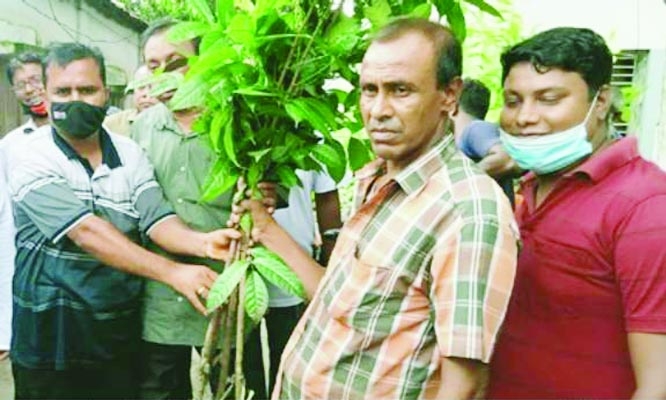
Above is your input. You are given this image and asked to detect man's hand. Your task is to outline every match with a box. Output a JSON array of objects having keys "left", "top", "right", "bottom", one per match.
[
  {"left": 0, "top": 350, "right": 8, "bottom": 361},
  {"left": 228, "top": 199, "right": 277, "bottom": 244},
  {"left": 165, "top": 263, "right": 218, "bottom": 315},
  {"left": 201, "top": 228, "right": 241, "bottom": 261},
  {"left": 255, "top": 182, "right": 278, "bottom": 214}
]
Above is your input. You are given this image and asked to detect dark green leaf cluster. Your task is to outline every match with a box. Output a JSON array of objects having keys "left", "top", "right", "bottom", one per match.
[{"left": 155, "top": 0, "right": 502, "bottom": 199}]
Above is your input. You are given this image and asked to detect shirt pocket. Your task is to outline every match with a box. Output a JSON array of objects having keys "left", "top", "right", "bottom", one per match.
[{"left": 324, "top": 255, "right": 398, "bottom": 333}]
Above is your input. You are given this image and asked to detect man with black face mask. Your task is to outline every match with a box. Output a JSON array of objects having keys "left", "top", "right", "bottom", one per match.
[{"left": 7, "top": 42, "right": 242, "bottom": 399}]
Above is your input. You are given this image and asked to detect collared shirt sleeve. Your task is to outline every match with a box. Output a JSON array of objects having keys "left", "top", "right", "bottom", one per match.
[
  {"left": 429, "top": 181, "right": 518, "bottom": 363},
  {"left": 130, "top": 148, "right": 175, "bottom": 235},
  {"left": 9, "top": 155, "right": 92, "bottom": 244},
  {"left": 313, "top": 169, "right": 337, "bottom": 194},
  {"left": 615, "top": 194, "right": 666, "bottom": 332},
  {"left": 0, "top": 150, "right": 14, "bottom": 350}
]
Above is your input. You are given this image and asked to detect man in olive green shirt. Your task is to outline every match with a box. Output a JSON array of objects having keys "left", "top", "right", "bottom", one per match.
[{"left": 131, "top": 19, "right": 235, "bottom": 399}]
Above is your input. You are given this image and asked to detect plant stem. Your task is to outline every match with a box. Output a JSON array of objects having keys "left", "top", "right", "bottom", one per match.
[
  {"left": 198, "top": 238, "right": 240, "bottom": 400},
  {"left": 235, "top": 273, "right": 247, "bottom": 399},
  {"left": 196, "top": 308, "right": 222, "bottom": 400},
  {"left": 215, "top": 285, "right": 238, "bottom": 400}
]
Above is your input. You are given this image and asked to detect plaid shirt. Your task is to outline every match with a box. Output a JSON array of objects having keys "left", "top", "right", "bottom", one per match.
[{"left": 273, "top": 136, "right": 518, "bottom": 399}]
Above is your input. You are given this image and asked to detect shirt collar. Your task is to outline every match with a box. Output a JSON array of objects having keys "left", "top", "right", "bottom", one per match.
[
  {"left": 151, "top": 102, "right": 201, "bottom": 138},
  {"left": 356, "top": 135, "right": 457, "bottom": 195},
  {"left": 22, "top": 118, "right": 38, "bottom": 134},
  {"left": 52, "top": 127, "right": 122, "bottom": 169},
  {"left": 519, "top": 136, "right": 639, "bottom": 188},
  {"left": 567, "top": 137, "right": 638, "bottom": 182}
]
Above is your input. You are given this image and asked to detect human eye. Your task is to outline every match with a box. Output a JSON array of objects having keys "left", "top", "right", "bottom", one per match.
[
  {"left": 54, "top": 88, "right": 70, "bottom": 96},
  {"left": 28, "top": 76, "right": 43, "bottom": 87},
  {"left": 361, "top": 84, "right": 377, "bottom": 96},
  {"left": 503, "top": 95, "right": 520, "bottom": 108},
  {"left": 80, "top": 87, "right": 97, "bottom": 95},
  {"left": 538, "top": 94, "right": 560, "bottom": 105},
  {"left": 393, "top": 84, "right": 410, "bottom": 97}
]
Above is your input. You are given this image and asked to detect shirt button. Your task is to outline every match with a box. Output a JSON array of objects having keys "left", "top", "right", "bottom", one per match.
[
  {"left": 177, "top": 296, "right": 184, "bottom": 302},
  {"left": 180, "top": 166, "right": 186, "bottom": 172},
  {"left": 177, "top": 198, "right": 183, "bottom": 204}
]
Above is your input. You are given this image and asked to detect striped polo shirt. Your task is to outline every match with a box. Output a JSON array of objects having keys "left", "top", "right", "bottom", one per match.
[{"left": 8, "top": 126, "right": 174, "bottom": 370}]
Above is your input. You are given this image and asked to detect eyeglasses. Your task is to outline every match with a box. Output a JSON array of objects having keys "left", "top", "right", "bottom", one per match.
[{"left": 13, "top": 76, "right": 43, "bottom": 93}]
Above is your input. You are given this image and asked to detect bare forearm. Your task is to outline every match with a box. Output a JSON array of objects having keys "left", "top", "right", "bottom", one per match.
[
  {"left": 148, "top": 216, "right": 207, "bottom": 258},
  {"left": 629, "top": 333, "right": 666, "bottom": 400},
  {"left": 315, "top": 191, "right": 342, "bottom": 266},
  {"left": 432, "top": 357, "right": 487, "bottom": 400},
  {"left": 68, "top": 215, "right": 177, "bottom": 283},
  {"left": 258, "top": 221, "right": 325, "bottom": 300}
]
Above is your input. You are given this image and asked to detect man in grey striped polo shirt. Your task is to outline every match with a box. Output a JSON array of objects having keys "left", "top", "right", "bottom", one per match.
[{"left": 7, "top": 42, "right": 241, "bottom": 400}]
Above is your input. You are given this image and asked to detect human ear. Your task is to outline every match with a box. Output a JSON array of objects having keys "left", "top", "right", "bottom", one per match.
[
  {"left": 440, "top": 77, "right": 462, "bottom": 115},
  {"left": 594, "top": 84, "right": 613, "bottom": 121}
]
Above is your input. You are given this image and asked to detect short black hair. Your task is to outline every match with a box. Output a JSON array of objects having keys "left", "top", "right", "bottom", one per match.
[
  {"left": 371, "top": 17, "right": 462, "bottom": 89},
  {"left": 459, "top": 79, "right": 490, "bottom": 120},
  {"left": 140, "top": 18, "right": 200, "bottom": 59},
  {"left": 6, "top": 52, "right": 43, "bottom": 85},
  {"left": 43, "top": 42, "right": 106, "bottom": 85},
  {"left": 501, "top": 27, "right": 613, "bottom": 98}
]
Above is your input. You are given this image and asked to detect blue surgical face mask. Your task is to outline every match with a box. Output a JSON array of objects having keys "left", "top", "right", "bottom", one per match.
[{"left": 499, "top": 94, "right": 599, "bottom": 175}]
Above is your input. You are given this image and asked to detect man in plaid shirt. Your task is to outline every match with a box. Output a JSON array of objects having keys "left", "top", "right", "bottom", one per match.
[{"left": 238, "top": 17, "right": 519, "bottom": 399}]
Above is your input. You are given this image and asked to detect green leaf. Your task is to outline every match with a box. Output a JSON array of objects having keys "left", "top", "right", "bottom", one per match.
[
  {"left": 247, "top": 163, "right": 263, "bottom": 189},
  {"left": 244, "top": 268, "right": 269, "bottom": 323},
  {"left": 209, "top": 108, "right": 229, "bottom": 152},
  {"left": 191, "top": 0, "right": 215, "bottom": 24},
  {"left": 216, "top": 0, "right": 235, "bottom": 26},
  {"left": 168, "top": 76, "right": 208, "bottom": 111},
  {"left": 248, "top": 148, "right": 272, "bottom": 162},
  {"left": 445, "top": 2, "right": 467, "bottom": 43},
  {"left": 285, "top": 98, "right": 339, "bottom": 139},
  {"left": 188, "top": 41, "right": 237, "bottom": 75},
  {"left": 409, "top": 3, "right": 433, "bottom": 18},
  {"left": 148, "top": 72, "right": 184, "bottom": 99},
  {"left": 199, "top": 29, "right": 225, "bottom": 53},
  {"left": 275, "top": 165, "right": 301, "bottom": 188},
  {"left": 240, "top": 213, "right": 253, "bottom": 234},
  {"left": 207, "top": 259, "right": 250, "bottom": 312},
  {"left": 312, "top": 142, "right": 346, "bottom": 183},
  {"left": 222, "top": 115, "right": 239, "bottom": 167},
  {"left": 201, "top": 160, "right": 238, "bottom": 202},
  {"left": 251, "top": 246, "right": 306, "bottom": 299},
  {"left": 227, "top": 13, "right": 256, "bottom": 45},
  {"left": 233, "top": 88, "right": 279, "bottom": 97},
  {"left": 432, "top": 0, "right": 455, "bottom": 15},
  {"left": 462, "top": 0, "right": 503, "bottom": 19},
  {"left": 167, "top": 21, "right": 212, "bottom": 44},
  {"left": 348, "top": 136, "right": 374, "bottom": 171},
  {"left": 364, "top": 0, "right": 392, "bottom": 29},
  {"left": 325, "top": 15, "right": 360, "bottom": 55}
]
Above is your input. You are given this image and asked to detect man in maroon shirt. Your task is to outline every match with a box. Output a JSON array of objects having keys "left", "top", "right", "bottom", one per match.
[{"left": 488, "top": 27, "right": 666, "bottom": 399}]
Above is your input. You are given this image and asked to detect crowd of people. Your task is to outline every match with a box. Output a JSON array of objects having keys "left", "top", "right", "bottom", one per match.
[{"left": 1, "top": 15, "right": 665, "bottom": 400}]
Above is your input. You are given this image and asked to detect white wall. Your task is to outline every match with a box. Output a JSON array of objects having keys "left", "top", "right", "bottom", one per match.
[
  {"left": 513, "top": 0, "right": 666, "bottom": 51},
  {"left": 0, "top": 0, "right": 141, "bottom": 85}
]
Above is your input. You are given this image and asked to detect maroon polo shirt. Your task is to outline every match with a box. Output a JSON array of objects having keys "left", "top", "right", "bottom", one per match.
[{"left": 488, "top": 137, "right": 666, "bottom": 399}]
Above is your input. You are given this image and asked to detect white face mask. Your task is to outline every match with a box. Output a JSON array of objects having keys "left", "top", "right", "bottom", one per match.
[{"left": 499, "top": 93, "right": 599, "bottom": 175}]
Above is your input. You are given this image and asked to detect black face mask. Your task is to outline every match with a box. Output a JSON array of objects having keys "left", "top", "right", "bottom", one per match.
[{"left": 51, "top": 101, "right": 107, "bottom": 139}]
